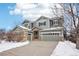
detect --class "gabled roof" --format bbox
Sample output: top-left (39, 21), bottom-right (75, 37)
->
top-left (32, 16), bottom-right (63, 23)
top-left (32, 27), bottom-right (41, 31)
top-left (12, 25), bottom-right (31, 32)
top-left (51, 16), bottom-right (64, 20)
top-left (37, 16), bottom-right (49, 20)
top-left (12, 26), bottom-right (18, 31)
top-left (22, 20), bottom-right (30, 24)
top-left (33, 16), bottom-right (51, 23)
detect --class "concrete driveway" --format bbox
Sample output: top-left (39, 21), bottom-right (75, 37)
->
top-left (0, 41), bottom-right (58, 56)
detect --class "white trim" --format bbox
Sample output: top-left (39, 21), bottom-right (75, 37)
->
top-left (40, 27), bottom-right (63, 31)
top-left (19, 25), bottom-right (31, 31)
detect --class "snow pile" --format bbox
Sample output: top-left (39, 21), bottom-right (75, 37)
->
top-left (0, 40), bottom-right (29, 52)
top-left (51, 41), bottom-right (79, 56)
top-left (19, 25), bottom-right (31, 31)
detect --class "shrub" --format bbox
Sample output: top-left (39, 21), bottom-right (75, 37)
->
top-left (6, 31), bottom-right (26, 42)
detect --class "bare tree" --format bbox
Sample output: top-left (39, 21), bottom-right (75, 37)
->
top-left (61, 4), bottom-right (77, 29)
top-left (0, 29), bottom-right (6, 43)
top-left (59, 3), bottom-right (79, 49)
top-left (50, 4), bottom-right (79, 46)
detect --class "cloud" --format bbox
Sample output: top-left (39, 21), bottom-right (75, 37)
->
top-left (16, 3), bottom-right (37, 10)
top-left (9, 8), bottom-right (22, 15)
top-left (9, 3), bottom-right (63, 21)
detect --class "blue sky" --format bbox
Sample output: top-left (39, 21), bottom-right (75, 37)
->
top-left (0, 3), bottom-right (63, 31)
top-left (0, 3), bottom-right (53, 31)
top-left (0, 3), bottom-right (23, 31)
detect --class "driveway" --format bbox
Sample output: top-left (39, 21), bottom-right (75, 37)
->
top-left (0, 41), bottom-right (58, 56)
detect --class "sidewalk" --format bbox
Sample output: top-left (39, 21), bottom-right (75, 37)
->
top-left (0, 41), bottom-right (58, 56)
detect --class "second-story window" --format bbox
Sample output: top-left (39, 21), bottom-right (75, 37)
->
top-left (53, 20), bottom-right (58, 26)
top-left (50, 20), bottom-right (58, 27)
top-left (50, 20), bottom-right (53, 27)
top-left (24, 23), bottom-right (28, 27)
top-left (31, 23), bottom-right (33, 28)
top-left (39, 21), bottom-right (46, 26)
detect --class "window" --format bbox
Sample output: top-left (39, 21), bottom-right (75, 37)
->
top-left (53, 20), bottom-right (58, 26)
top-left (24, 23), bottom-right (28, 27)
top-left (44, 22), bottom-right (46, 25)
top-left (50, 20), bottom-right (58, 27)
top-left (50, 20), bottom-right (53, 27)
top-left (31, 23), bottom-right (33, 28)
top-left (40, 33), bottom-right (60, 36)
top-left (39, 23), bottom-right (41, 26)
top-left (53, 33), bottom-right (59, 35)
top-left (34, 31), bottom-right (38, 35)
top-left (39, 21), bottom-right (46, 26)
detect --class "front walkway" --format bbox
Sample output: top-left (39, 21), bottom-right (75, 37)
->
top-left (0, 41), bottom-right (58, 56)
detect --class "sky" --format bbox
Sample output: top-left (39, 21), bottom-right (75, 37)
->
top-left (64, 4), bottom-right (79, 32)
top-left (0, 3), bottom-right (63, 31)
top-left (0, 3), bottom-right (22, 31)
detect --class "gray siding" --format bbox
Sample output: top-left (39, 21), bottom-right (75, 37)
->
top-left (32, 16), bottom-right (64, 29)
top-left (49, 17), bottom-right (64, 28)
top-left (33, 18), bottom-right (50, 29)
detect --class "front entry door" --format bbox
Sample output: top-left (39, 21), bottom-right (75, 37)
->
top-left (33, 31), bottom-right (39, 40)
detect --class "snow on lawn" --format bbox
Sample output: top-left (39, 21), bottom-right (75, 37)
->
top-left (51, 41), bottom-right (79, 56)
top-left (0, 40), bottom-right (29, 52)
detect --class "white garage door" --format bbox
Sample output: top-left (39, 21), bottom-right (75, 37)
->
top-left (40, 31), bottom-right (62, 41)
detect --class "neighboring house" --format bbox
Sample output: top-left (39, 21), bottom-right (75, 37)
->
top-left (22, 20), bottom-right (31, 29)
top-left (12, 20), bottom-right (31, 33)
top-left (31, 16), bottom-right (64, 41)
top-left (11, 21), bottom-right (31, 41)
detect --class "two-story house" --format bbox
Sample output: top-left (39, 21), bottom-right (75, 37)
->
top-left (31, 16), bottom-right (64, 41)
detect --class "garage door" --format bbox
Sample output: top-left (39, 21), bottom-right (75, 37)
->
top-left (40, 32), bottom-right (63, 41)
